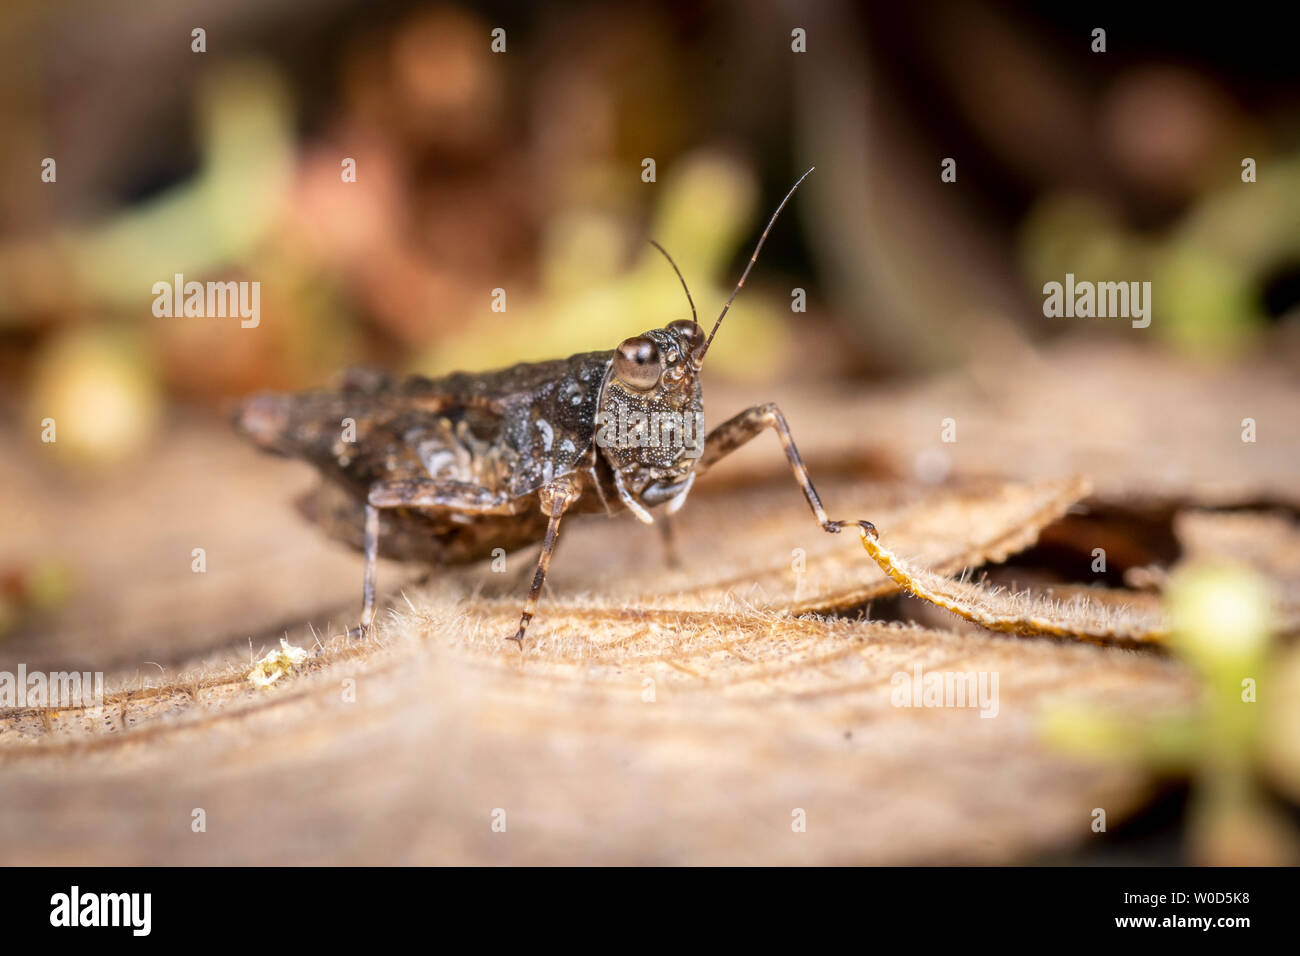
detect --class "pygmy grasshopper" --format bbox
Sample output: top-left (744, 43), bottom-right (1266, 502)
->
top-left (236, 167), bottom-right (877, 644)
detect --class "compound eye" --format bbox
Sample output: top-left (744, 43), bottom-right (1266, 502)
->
top-left (666, 319), bottom-right (704, 352)
top-left (613, 336), bottom-right (661, 390)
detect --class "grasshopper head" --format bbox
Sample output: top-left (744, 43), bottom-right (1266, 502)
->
top-left (591, 166), bottom-right (814, 520)
top-left (594, 319), bottom-right (706, 515)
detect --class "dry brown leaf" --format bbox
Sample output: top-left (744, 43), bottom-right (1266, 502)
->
top-left (11, 346), bottom-right (1286, 864)
top-left (0, 462), bottom-right (1199, 864)
top-left (442, 473), bottom-right (1093, 624)
top-left (0, 609), bottom-right (1197, 865)
top-left (855, 528), bottom-right (1168, 645)
top-left (846, 507), bottom-right (1300, 646)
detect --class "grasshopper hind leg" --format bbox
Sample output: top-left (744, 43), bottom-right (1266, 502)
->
top-left (347, 478), bottom-right (514, 639)
top-left (343, 503), bottom-right (381, 639)
top-left (358, 501), bottom-right (380, 635)
top-left (346, 476), bottom-right (580, 647)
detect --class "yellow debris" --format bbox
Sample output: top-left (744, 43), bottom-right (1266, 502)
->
top-left (247, 638), bottom-right (310, 688)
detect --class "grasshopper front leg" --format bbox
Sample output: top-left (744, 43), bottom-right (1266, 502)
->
top-left (694, 402), bottom-right (877, 540)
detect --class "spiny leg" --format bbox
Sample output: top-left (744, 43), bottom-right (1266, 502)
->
top-left (353, 478), bottom-right (515, 638)
top-left (509, 478), bottom-right (581, 647)
top-left (695, 402), bottom-right (877, 539)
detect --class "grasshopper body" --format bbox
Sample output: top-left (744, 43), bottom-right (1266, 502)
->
top-left (236, 168), bottom-right (876, 643)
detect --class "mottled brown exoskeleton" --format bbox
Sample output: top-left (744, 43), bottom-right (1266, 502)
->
top-left (236, 168), bottom-right (876, 644)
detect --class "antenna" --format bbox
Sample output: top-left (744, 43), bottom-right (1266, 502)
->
top-left (649, 239), bottom-right (696, 326)
top-left (694, 165), bottom-right (814, 367)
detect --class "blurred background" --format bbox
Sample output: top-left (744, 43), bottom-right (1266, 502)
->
top-left (3, 0), bottom-right (1299, 424)
top-left (1, 0), bottom-right (1299, 867)
top-left (4, 0), bottom-right (1300, 648)
top-left (3, 0), bottom-right (1299, 648)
